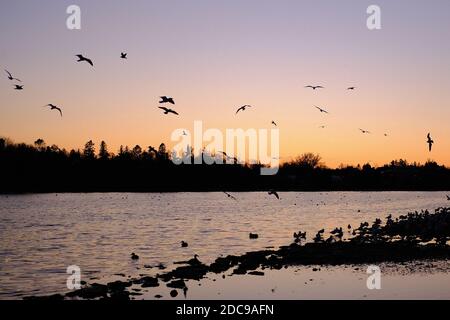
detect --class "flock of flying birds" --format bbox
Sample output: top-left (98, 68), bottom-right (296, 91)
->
top-left (4, 52), bottom-right (436, 154)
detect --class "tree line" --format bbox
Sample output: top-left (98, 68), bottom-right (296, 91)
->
top-left (1, 137), bottom-right (450, 193)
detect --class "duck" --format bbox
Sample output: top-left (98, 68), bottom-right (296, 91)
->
top-left (181, 241), bottom-right (188, 248)
top-left (131, 253), bottom-right (139, 260)
top-left (249, 233), bottom-right (259, 239)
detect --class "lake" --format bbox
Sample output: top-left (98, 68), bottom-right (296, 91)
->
top-left (0, 191), bottom-right (449, 299)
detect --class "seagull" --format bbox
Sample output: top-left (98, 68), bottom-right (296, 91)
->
top-left (223, 191), bottom-right (237, 201)
top-left (359, 128), bottom-right (371, 134)
top-left (427, 133), bottom-right (434, 152)
top-left (271, 121), bottom-right (277, 127)
top-left (76, 54), bottom-right (94, 66)
top-left (44, 104), bottom-right (63, 117)
top-left (120, 52), bottom-right (127, 59)
top-left (5, 69), bottom-right (21, 82)
top-left (305, 85), bottom-right (324, 90)
top-left (268, 190), bottom-right (280, 200)
top-left (314, 106), bottom-right (329, 114)
top-left (236, 105), bottom-right (252, 114)
top-left (159, 96), bottom-right (175, 104)
top-left (347, 87), bottom-right (356, 90)
top-left (14, 85), bottom-right (24, 90)
top-left (158, 106), bottom-right (179, 115)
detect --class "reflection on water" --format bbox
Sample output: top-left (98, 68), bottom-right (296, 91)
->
top-left (0, 192), bottom-right (449, 299)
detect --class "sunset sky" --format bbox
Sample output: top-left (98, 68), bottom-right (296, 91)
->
top-left (1, 0), bottom-right (450, 167)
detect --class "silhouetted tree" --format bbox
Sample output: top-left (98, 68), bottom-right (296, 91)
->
top-left (291, 153), bottom-right (324, 169)
top-left (132, 145), bottom-right (142, 159)
top-left (34, 139), bottom-right (46, 151)
top-left (99, 141), bottom-right (109, 160)
top-left (0, 138), bottom-right (5, 151)
top-left (158, 143), bottom-right (168, 160)
top-left (83, 140), bottom-right (96, 160)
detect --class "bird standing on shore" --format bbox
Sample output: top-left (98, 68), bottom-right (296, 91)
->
top-left (44, 104), bottom-right (63, 117)
top-left (181, 241), bottom-right (188, 248)
top-left (427, 133), bottom-right (434, 152)
top-left (76, 54), bottom-right (94, 66)
top-left (131, 253), bottom-right (139, 260)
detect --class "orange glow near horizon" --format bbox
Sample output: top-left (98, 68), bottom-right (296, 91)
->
top-left (1, 1), bottom-right (450, 168)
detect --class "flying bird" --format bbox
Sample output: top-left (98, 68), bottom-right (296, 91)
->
top-left (44, 104), bottom-right (63, 117)
top-left (158, 106), bottom-right (179, 115)
top-left (268, 190), bottom-right (280, 200)
top-left (271, 121), bottom-right (277, 127)
top-left (159, 96), bottom-right (175, 104)
top-left (76, 54), bottom-right (94, 66)
top-left (223, 191), bottom-right (237, 201)
top-left (319, 125), bottom-right (326, 129)
top-left (5, 69), bottom-right (21, 82)
top-left (236, 105), bottom-right (252, 114)
top-left (314, 106), bottom-right (329, 114)
top-left (347, 87), bottom-right (356, 90)
top-left (120, 52), bottom-right (127, 59)
top-left (427, 133), bottom-right (434, 152)
top-left (305, 85), bottom-right (324, 90)
top-left (359, 128), bottom-right (371, 134)
top-left (14, 85), bottom-right (24, 90)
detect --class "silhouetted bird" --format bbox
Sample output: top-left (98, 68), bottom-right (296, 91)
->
top-left (268, 190), bottom-right (280, 199)
top-left (120, 52), bottom-right (127, 59)
top-left (181, 241), bottom-right (188, 248)
top-left (359, 128), bottom-right (371, 134)
top-left (347, 87), bottom-right (356, 90)
top-left (187, 254), bottom-right (201, 266)
top-left (44, 104), bottom-right (63, 117)
top-left (319, 125), bottom-right (326, 129)
top-left (305, 85), bottom-right (324, 90)
top-left (5, 69), bottom-right (21, 82)
top-left (249, 233), bottom-right (259, 239)
top-left (427, 133), bottom-right (434, 152)
top-left (76, 54), bottom-right (94, 66)
top-left (314, 106), bottom-right (329, 114)
top-left (384, 133), bottom-right (388, 137)
top-left (158, 106), bottom-right (179, 115)
top-left (236, 105), bottom-right (252, 114)
top-left (14, 85), bottom-right (23, 90)
top-left (271, 121), bottom-right (277, 127)
top-left (159, 96), bottom-right (175, 104)
top-left (131, 253), bottom-right (139, 260)
top-left (447, 195), bottom-right (450, 201)
top-left (223, 191), bottom-right (237, 200)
